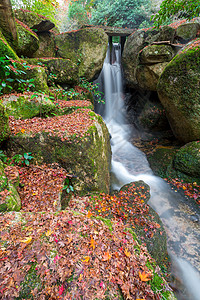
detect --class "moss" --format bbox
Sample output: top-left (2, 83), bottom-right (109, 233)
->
top-left (3, 95), bottom-right (56, 119)
top-left (0, 31), bottom-right (19, 61)
top-left (16, 21), bottom-right (39, 57)
top-left (7, 112), bottom-right (111, 194)
top-left (157, 39), bottom-right (200, 142)
top-left (0, 103), bottom-right (10, 144)
top-left (17, 262), bottom-right (42, 300)
top-left (95, 216), bottom-right (113, 231)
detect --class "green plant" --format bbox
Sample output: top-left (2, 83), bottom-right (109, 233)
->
top-left (0, 56), bottom-right (35, 95)
top-left (12, 152), bottom-right (33, 166)
top-left (0, 150), bottom-right (7, 163)
top-left (151, 0), bottom-right (200, 27)
top-left (63, 177), bottom-right (74, 194)
top-left (79, 78), bottom-right (105, 103)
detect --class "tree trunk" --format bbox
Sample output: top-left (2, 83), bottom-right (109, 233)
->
top-left (0, 0), bottom-right (18, 47)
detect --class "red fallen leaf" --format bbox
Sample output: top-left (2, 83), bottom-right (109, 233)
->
top-left (58, 284), bottom-right (64, 295)
top-left (139, 271), bottom-right (152, 282)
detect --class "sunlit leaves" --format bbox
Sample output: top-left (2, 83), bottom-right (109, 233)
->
top-left (139, 271), bottom-right (152, 282)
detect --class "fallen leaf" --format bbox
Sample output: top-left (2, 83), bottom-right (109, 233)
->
top-left (82, 256), bottom-right (90, 263)
top-left (139, 271), bottom-right (151, 282)
top-left (124, 248), bottom-right (131, 258)
top-left (90, 236), bottom-right (96, 250)
top-left (102, 251), bottom-right (112, 261)
top-left (20, 237), bottom-right (32, 244)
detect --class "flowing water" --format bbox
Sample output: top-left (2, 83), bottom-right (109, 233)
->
top-left (94, 44), bottom-right (200, 299)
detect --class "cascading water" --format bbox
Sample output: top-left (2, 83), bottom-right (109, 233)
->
top-left (95, 44), bottom-right (200, 300)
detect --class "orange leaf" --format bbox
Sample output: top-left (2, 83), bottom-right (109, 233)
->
top-left (139, 271), bottom-right (151, 282)
top-left (124, 248), bottom-right (131, 258)
top-left (102, 251), bottom-right (112, 261)
top-left (90, 236), bottom-right (96, 250)
top-left (81, 256), bottom-right (90, 263)
top-left (87, 211), bottom-right (92, 218)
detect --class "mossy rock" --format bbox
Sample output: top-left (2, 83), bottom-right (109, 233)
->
top-left (24, 65), bottom-right (49, 94)
top-left (0, 102), bottom-right (10, 144)
top-left (55, 27), bottom-right (108, 81)
top-left (2, 93), bottom-right (55, 119)
top-left (137, 100), bottom-right (170, 131)
top-left (157, 39), bottom-right (200, 142)
top-left (16, 20), bottom-right (39, 57)
top-left (122, 26), bottom-right (175, 88)
top-left (0, 30), bottom-right (19, 61)
top-left (7, 111), bottom-right (111, 194)
top-left (139, 44), bottom-right (175, 64)
top-left (14, 9), bottom-right (55, 32)
top-left (119, 181), bottom-right (168, 266)
top-left (136, 62), bottom-right (169, 91)
top-left (173, 141), bottom-right (200, 177)
top-left (0, 160), bottom-right (21, 212)
top-left (32, 32), bottom-right (56, 58)
top-left (176, 22), bottom-right (200, 42)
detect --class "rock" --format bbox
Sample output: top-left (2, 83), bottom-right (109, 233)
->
top-left (136, 62), bottom-right (168, 91)
top-left (32, 32), bottom-right (56, 58)
top-left (176, 22), bottom-right (200, 42)
top-left (7, 111), bottom-right (111, 194)
top-left (157, 39), bottom-right (200, 142)
top-left (0, 103), bottom-right (10, 143)
top-left (24, 65), bottom-right (49, 94)
top-left (2, 93), bottom-right (55, 119)
top-left (0, 30), bottom-right (19, 60)
top-left (139, 44), bottom-right (175, 64)
top-left (119, 181), bottom-right (168, 266)
top-left (137, 100), bottom-right (169, 131)
top-left (122, 26), bottom-right (175, 88)
top-left (0, 160), bottom-right (21, 212)
top-left (55, 27), bottom-right (108, 81)
top-left (173, 141), bottom-right (200, 177)
top-left (45, 58), bottom-right (79, 86)
top-left (16, 19), bottom-right (39, 57)
top-left (14, 9), bottom-right (55, 32)
top-left (25, 58), bottom-right (79, 87)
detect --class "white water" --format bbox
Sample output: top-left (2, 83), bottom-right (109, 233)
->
top-left (95, 44), bottom-right (200, 299)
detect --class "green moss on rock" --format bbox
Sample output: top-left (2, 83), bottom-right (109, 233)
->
top-left (16, 21), bottom-right (39, 57)
top-left (0, 30), bottom-right (19, 61)
top-left (173, 141), bottom-right (200, 177)
top-left (7, 112), bottom-right (111, 194)
top-left (32, 32), bottom-right (56, 58)
top-left (157, 39), bottom-right (200, 142)
top-left (55, 27), bottom-right (108, 81)
top-left (2, 93), bottom-right (56, 119)
top-left (0, 102), bottom-right (10, 143)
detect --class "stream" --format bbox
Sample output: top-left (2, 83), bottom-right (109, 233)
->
top-left (94, 44), bottom-right (200, 300)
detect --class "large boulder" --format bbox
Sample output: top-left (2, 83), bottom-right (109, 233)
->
top-left (122, 26), bottom-right (175, 88)
top-left (16, 19), bottom-right (39, 57)
top-left (2, 93), bottom-right (55, 119)
top-left (173, 141), bottom-right (200, 177)
top-left (176, 22), bottom-right (200, 42)
top-left (14, 9), bottom-right (55, 33)
top-left (32, 32), bottom-right (56, 58)
top-left (139, 44), bottom-right (175, 64)
top-left (25, 58), bottom-right (79, 86)
top-left (157, 39), bottom-right (200, 143)
top-left (7, 110), bottom-right (111, 194)
top-left (0, 102), bottom-right (10, 143)
top-left (0, 160), bottom-right (21, 212)
top-left (55, 27), bottom-right (108, 81)
top-left (136, 62), bottom-right (168, 91)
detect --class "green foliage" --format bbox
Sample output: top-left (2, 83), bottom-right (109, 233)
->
top-left (0, 56), bottom-right (35, 95)
top-left (68, 1), bottom-right (90, 27)
top-left (11, 0), bottom-right (59, 26)
top-left (151, 0), bottom-right (200, 27)
top-left (63, 177), bottom-right (74, 194)
top-left (91, 0), bottom-right (151, 28)
top-left (0, 150), bottom-right (34, 166)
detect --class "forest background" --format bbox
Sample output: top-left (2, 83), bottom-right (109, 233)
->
top-left (10, 0), bottom-right (200, 32)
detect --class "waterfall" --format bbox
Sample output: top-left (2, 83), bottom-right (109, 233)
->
top-left (95, 43), bottom-right (200, 300)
